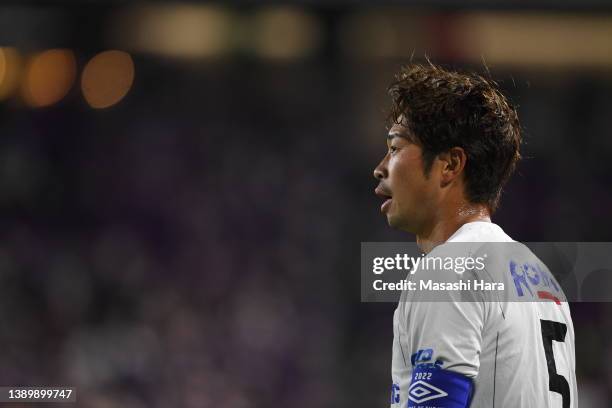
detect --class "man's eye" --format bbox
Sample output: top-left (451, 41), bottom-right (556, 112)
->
top-left (389, 146), bottom-right (399, 154)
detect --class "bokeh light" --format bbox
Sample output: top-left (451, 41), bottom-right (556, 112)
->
top-left (81, 50), bottom-right (135, 109)
top-left (0, 47), bottom-right (22, 101)
top-left (22, 49), bottom-right (76, 108)
top-left (454, 13), bottom-right (612, 68)
top-left (113, 5), bottom-right (234, 59)
top-left (249, 7), bottom-right (322, 59)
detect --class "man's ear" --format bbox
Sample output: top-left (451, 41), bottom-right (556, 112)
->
top-left (438, 147), bottom-right (467, 186)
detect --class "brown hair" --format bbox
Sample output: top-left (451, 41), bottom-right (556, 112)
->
top-left (388, 63), bottom-right (522, 212)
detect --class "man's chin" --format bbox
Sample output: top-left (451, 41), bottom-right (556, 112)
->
top-left (386, 213), bottom-right (417, 234)
top-left (386, 213), bottom-right (401, 229)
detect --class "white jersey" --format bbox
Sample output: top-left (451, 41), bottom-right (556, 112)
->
top-left (390, 221), bottom-right (577, 408)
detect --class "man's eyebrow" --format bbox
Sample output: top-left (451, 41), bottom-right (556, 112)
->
top-left (387, 132), bottom-right (406, 140)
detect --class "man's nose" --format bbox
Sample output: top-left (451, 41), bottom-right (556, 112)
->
top-left (373, 160), bottom-right (387, 180)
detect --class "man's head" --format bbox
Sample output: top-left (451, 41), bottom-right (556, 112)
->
top-left (374, 63), bottom-right (521, 233)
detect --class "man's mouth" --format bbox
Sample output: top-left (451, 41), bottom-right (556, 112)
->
top-left (375, 187), bottom-right (393, 213)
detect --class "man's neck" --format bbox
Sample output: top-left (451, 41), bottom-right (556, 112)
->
top-left (416, 204), bottom-right (491, 253)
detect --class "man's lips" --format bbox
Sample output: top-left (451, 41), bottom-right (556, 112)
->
top-left (375, 186), bottom-right (393, 213)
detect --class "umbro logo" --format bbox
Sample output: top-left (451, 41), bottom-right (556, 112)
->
top-left (407, 380), bottom-right (448, 404)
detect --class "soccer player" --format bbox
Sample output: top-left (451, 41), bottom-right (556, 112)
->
top-left (373, 63), bottom-right (577, 407)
